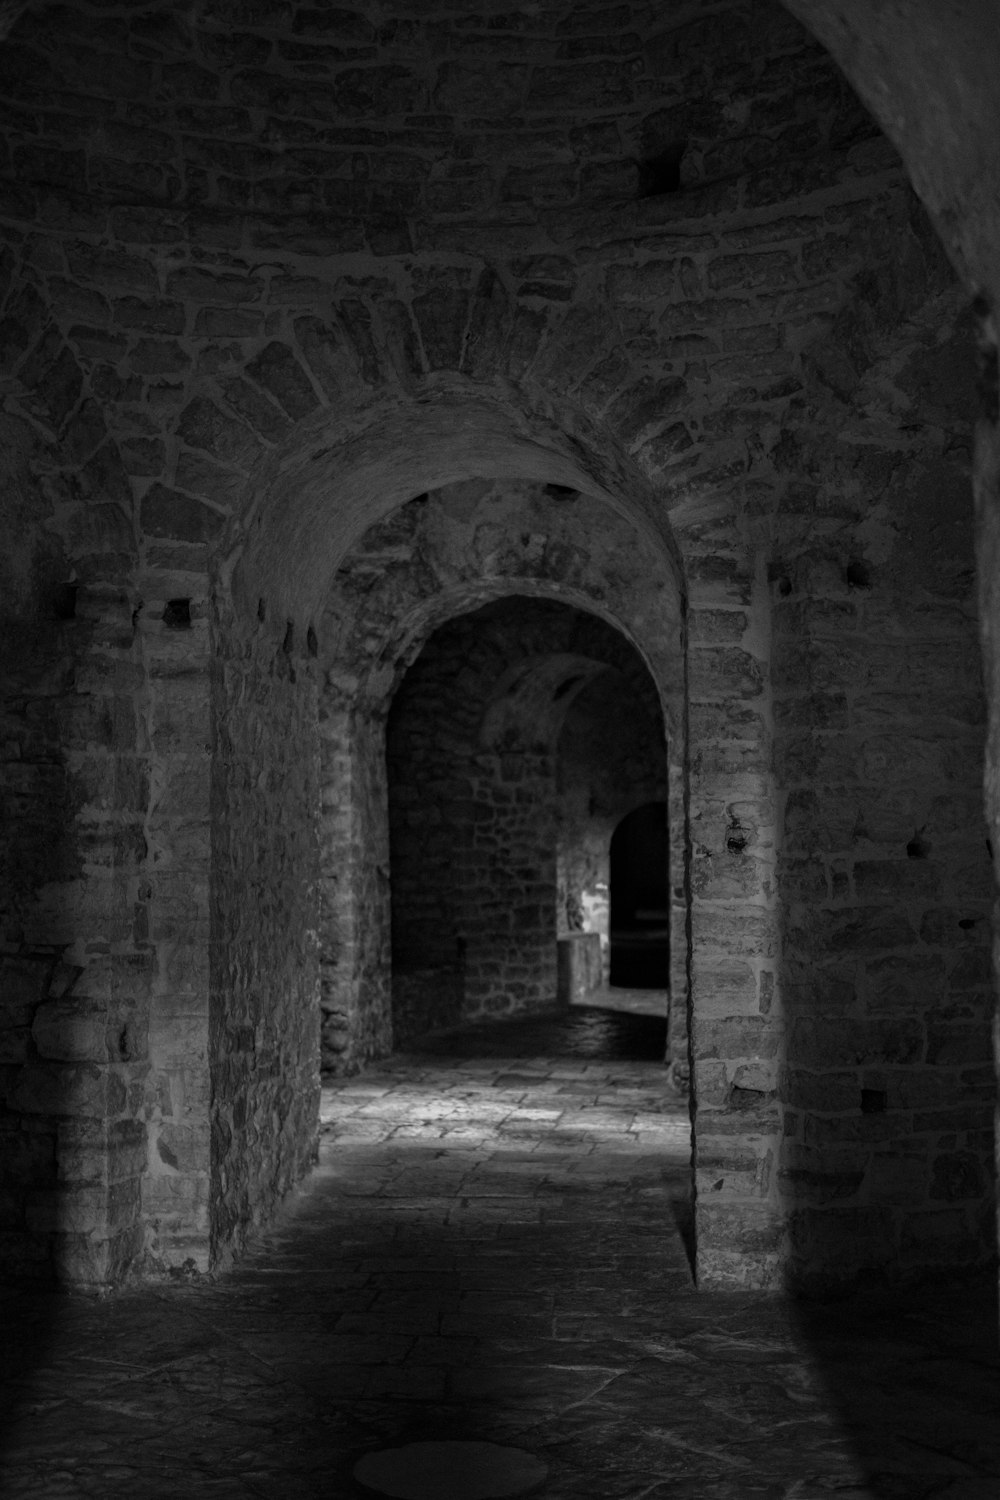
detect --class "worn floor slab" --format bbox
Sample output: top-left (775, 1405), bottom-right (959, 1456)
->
top-left (1, 1003), bottom-right (999, 1499)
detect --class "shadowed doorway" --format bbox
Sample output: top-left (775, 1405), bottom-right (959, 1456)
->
top-left (608, 802), bottom-right (670, 989)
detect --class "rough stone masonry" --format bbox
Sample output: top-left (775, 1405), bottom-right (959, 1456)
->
top-left (0, 0), bottom-right (999, 1300)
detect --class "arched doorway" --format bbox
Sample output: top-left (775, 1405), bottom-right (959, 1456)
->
top-left (313, 476), bottom-right (688, 1077)
top-left (385, 594), bottom-right (672, 1048)
top-left (609, 803), bottom-right (670, 990)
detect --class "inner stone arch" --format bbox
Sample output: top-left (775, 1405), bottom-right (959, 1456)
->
top-left (227, 377), bottom-right (684, 636)
top-left (313, 476), bottom-right (687, 1077)
top-left (386, 597), bottom-right (671, 1048)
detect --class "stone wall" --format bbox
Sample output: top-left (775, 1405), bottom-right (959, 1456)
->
top-left (387, 603), bottom-right (561, 1027)
top-left (0, 402), bottom-right (152, 1287)
top-left (317, 703), bottom-right (392, 1072)
top-left (209, 610), bottom-right (321, 1265)
top-left (773, 290), bottom-right (993, 1288)
top-left (139, 576), bottom-right (213, 1273)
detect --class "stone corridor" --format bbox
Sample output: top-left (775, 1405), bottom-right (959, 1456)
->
top-left (1, 1004), bottom-right (998, 1500)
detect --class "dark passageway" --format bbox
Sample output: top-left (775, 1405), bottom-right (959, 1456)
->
top-left (608, 803), bottom-right (670, 990)
top-left (3, 1004), bottom-right (999, 1498)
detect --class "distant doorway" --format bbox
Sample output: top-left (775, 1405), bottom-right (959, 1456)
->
top-left (609, 802), bottom-right (669, 988)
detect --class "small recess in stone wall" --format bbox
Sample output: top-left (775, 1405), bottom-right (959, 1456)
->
top-left (766, 562), bottom-right (792, 597)
top-left (845, 558), bottom-right (872, 589)
top-left (258, 597), bottom-right (267, 622)
top-left (52, 582), bottom-right (77, 620)
top-left (861, 1088), bottom-right (887, 1114)
top-left (163, 598), bottom-right (191, 630)
top-left (958, 917), bottom-right (979, 930)
top-left (725, 818), bottom-right (749, 855)
top-left (544, 483), bottom-right (577, 500)
top-left (307, 625), bottom-right (318, 658)
top-left (283, 621), bottom-right (294, 654)
top-left (637, 142), bottom-right (686, 197)
top-left (906, 828), bottom-right (930, 859)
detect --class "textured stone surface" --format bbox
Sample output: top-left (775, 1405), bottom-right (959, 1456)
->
top-left (1, 1006), bottom-right (998, 1499)
top-left (0, 0), bottom-right (996, 1300)
top-left (209, 607), bottom-right (322, 1266)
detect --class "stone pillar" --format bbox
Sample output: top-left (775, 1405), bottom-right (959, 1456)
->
top-left (140, 580), bottom-right (212, 1272)
top-left (687, 549), bottom-right (783, 1289)
top-left (318, 697), bottom-right (392, 1072)
top-left (973, 410), bottom-right (1000, 1285)
top-left (461, 749), bottom-right (558, 1018)
top-left (10, 584), bottom-right (153, 1286)
top-left (556, 931), bottom-right (603, 1006)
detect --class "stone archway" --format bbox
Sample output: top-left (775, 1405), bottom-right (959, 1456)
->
top-left (384, 597), bottom-right (669, 1048)
top-left (314, 477), bottom-right (687, 1077)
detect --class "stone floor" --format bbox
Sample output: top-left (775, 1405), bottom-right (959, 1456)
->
top-left (2, 1000), bottom-right (999, 1499)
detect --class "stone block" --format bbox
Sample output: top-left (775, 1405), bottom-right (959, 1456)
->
top-left (113, 297), bottom-right (186, 334)
top-left (220, 373), bottom-right (290, 442)
top-left (27, 1174), bottom-right (140, 1236)
top-left (854, 859), bottom-right (941, 903)
top-left (696, 1200), bottom-right (784, 1255)
top-left (925, 1025), bottom-right (991, 1065)
top-left (152, 1121), bottom-right (210, 1175)
top-left (863, 1151), bottom-right (928, 1205)
top-left (709, 250), bottom-right (798, 293)
top-left (694, 961), bottom-right (758, 1017)
top-left (32, 1000), bottom-right (108, 1064)
top-left (176, 396), bottom-right (263, 468)
top-left (7, 1060), bottom-right (117, 1119)
top-left (790, 1016), bottom-right (924, 1069)
top-left (245, 340), bottom-right (321, 419)
top-left (691, 908), bottom-right (775, 958)
top-left (696, 1155), bottom-right (767, 1200)
top-left (0, 1124), bottom-right (56, 1188)
top-left (692, 1058), bottom-right (728, 1106)
top-left (412, 280), bottom-right (471, 373)
top-left (778, 1149), bottom-right (865, 1204)
top-left (930, 1150), bottom-right (986, 1202)
top-left (66, 243), bottom-right (158, 296)
top-left (51, 1221), bottom-right (145, 1288)
top-left (691, 851), bottom-right (768, 901)
top-left (688, 647), bottom-right (764, 700)
top-left (166, 266), bottom-right (263, 305)
top-left (899, 1207), bottom-right (978, 1264)
top-left (789, 1205), bottom-right (896, 1283)
top-left (783, 1069), bottom-right (862, 1113)
top-left (920, 908), bottom-right (989, 946)
top-left (863, 954), bottom-right (947, 1012)
top-left (788, 907), bottom-right (917, 956)
top-left (693, 1015), bottom-right (780, 1062)
top-left (435, 61), bottom-right (528, 115)
top-left (57, 1117), bottom-right (146, 1185)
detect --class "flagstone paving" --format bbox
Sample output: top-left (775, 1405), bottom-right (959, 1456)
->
top-left (1, 1001), bottom-right (999, 1499)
